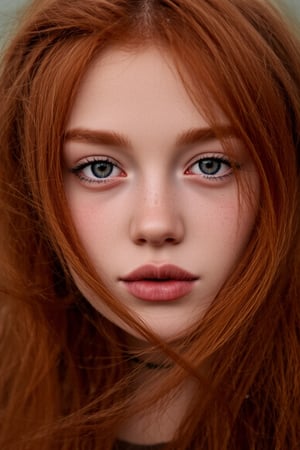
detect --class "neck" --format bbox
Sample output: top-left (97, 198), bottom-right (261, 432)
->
top-left (117, 376), bottom-right (196, 445)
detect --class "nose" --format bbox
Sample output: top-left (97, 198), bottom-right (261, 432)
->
top-left (129, 186), bottom-right (184, 246)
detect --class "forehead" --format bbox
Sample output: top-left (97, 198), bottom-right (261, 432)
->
top-left (67, 45), bottom-right (229, 134)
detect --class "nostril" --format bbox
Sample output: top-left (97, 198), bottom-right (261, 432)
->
top-left (166, 237), bottom-right (176, 243)
top-left (134, 235), bottom-right (181, 246)
top-left (136, 237), bottom-right (147, 245)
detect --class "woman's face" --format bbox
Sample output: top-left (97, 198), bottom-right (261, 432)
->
top-left (63, 46), bottom-right (259, 341)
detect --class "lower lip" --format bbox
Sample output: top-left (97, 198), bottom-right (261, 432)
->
top-left (121, 280), bottom-right (196, 301)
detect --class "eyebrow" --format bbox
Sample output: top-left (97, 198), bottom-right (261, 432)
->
top-left (64, 125), bottom-right (234, 148)
top-left (175, 125), bottom-right (235, 147)
top-left (64, 128), bottom-right (130, 147)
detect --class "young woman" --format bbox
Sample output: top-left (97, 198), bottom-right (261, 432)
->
top-left (0, 0), bottom-right (299, 449)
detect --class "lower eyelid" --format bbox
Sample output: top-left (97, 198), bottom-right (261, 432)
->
top-left (72, 172), bottom-right (125, 188)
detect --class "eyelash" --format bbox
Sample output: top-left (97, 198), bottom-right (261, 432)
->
top-left (70, 155), bottom-right (237, 185)
top-left (71, 157), bottom-right (124, 184)
top-left (185, 155), bottom-right (235, 181)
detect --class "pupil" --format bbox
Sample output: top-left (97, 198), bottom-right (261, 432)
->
top-left (91, 162), bottom-right (113, 178)
top-left (200, 159), bottom-right (220, 175)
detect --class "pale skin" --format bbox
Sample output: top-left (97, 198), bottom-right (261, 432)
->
top-left (63, 46), bottom-right (259, 444)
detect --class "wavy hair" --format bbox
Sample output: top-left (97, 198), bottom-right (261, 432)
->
top-left (0, 0), bottom-right (299, 449)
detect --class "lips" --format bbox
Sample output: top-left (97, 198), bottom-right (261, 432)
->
top-left (120, 264), bottom-right (199, 301)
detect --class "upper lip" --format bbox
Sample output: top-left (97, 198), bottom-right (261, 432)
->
top-left (120, 264), bottom-right (199, 282)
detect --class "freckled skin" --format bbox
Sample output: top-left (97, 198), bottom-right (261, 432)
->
top-left (63, 46), bottom-right (259, 342)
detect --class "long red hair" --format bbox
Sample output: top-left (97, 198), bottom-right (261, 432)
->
top-left (0, 0), bottom-right (299, 448)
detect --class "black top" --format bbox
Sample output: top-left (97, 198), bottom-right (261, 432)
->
top-left (114, 440), bottom-right (166, 450)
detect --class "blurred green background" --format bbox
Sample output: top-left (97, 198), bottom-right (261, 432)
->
top-left (0, 0), bottom-right (28, 44)
top-left (0, 0), bottom-right (299, 46)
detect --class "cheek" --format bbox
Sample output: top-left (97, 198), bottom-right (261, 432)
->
top-left (65, 188), bottom-right (121, 246)
top-left (71, 213), bottom-right (116, 272)
top-left (191, 192), bottom-right (258, 277)
top-left (219, 200), bottom-right (258, 272)
top-left (65, 193), bottom-right (133, 283)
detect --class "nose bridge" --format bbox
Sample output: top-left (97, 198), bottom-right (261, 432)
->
top-left (130, 174), bottom-right (184, 246)
top-left (144, 177), bottom-right (170, 208)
